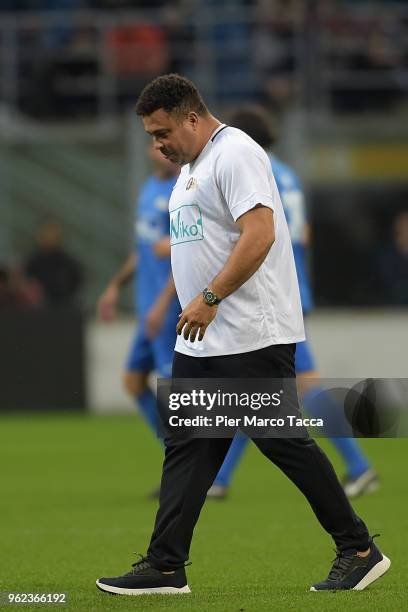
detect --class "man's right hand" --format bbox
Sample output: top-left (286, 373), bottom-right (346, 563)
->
top-left (97, 284), bottom-right (119, 321)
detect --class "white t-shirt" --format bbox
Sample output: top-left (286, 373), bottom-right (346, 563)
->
top-left (169, 124), bottom-right (305, 357)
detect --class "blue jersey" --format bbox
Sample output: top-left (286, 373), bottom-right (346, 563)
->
top-left (269, 154), bottom-right (313, 314)
top-left (134, 174), bottom-right (178, 317)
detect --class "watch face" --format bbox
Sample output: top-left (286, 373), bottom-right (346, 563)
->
top-left (206, 291), bottom-right (216, 304)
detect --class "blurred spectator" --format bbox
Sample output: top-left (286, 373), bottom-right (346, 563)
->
top-left (22, 22), bottom-right (99, 119)
top-left (0, 263), bottom-right (41, 311)
top-left (24, 219), bottom-right (83, 308)
top-left (2, 0), bottom-right (408, 118)
top-left (253, 0), bottom-right (300, 110)
top-left (198, 0), bottom-right (253, 102)
top-left (0, 265), bottom-right (18, 310)
top-left (322, 3), bottom-right (406, 113)
top-left (104, 21), bottom-right (169, 110)
top-left (162, 2), bottom-right (195, 75)
top-left (331, 30), bottom-right (404, 112)
top-left (105, 23), bottom-right (168, 76)
top-left (376, 211), bottom-right (408, 306)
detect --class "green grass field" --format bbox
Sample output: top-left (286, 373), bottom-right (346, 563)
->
top-left (0, 413), bottom-right (406, 611)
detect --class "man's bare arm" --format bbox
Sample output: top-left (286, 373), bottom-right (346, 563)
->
top-left (110, 253), bottom-right (137, 288)
top-left (209, 206), bottom-right (274, 299)
top-left (145, 274), bottom-right (177, 338)
top-left (97, 253), bottom-right (137, 321)
top-left (154, 237), bottom-right (171, 258)
top-left (155, 273), bottom-right (176, 309)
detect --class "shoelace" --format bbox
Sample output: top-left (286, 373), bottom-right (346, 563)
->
top-left (327, 550), bottom-right (357, 581)
top-left (125, 554), bottom-right (151, 576)
top-left (328, 534), bottom-right (380, 582)
top-left (127, 553), bottom-right (192, 576)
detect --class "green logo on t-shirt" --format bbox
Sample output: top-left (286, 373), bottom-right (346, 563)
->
top-left (170, 204), bottom-right (204, 245)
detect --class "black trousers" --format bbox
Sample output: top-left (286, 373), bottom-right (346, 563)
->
top-left (147, 344), bottom-right (370, 571)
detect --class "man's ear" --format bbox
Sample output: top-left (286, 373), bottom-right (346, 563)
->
top-left (187, 112), bottom-right (199, 130)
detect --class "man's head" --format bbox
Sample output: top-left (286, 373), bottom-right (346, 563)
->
top-left (136, 74), bottom-right (211, 165)
top-left (37, 219), bottom-right (63, 251)
top-left (229, 105), bottom-right (277, 150)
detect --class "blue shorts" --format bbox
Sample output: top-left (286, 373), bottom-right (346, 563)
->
top-left (126, 321), bottom-right (176, 379)
top-left (127, 323), bottom-right (315, 377)
top-left (295, 339), bottom-right (316, 374)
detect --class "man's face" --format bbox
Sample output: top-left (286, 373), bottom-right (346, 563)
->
top-left (143, 108), bottom-right (199, 165)
top-left (147, 141), bottom-right (179, 176)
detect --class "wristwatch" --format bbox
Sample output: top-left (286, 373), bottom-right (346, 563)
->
top-left (202, 287), bottom-right (222, 306)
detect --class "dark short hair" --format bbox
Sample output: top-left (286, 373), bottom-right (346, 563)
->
top-left (229, 105), bottom-right (277, 149)
top-left (135, 73), bottom-right (208, 118)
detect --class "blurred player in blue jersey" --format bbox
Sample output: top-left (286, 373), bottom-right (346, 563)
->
top-left (97, 142), bottom-right (179, 458)
top-left (208, 106), bottom-right (379, 500)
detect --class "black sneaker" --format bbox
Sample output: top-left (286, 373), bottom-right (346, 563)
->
top-left (96, 556), bottom-right (191, 596)
top-left (310, 541), bottom-right (390, 591)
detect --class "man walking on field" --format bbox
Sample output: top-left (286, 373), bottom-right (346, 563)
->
top-left (96, 74), bottom-right (390, 595)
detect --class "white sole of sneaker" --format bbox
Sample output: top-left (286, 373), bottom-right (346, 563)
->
top-left (352, 555), bottom-right (391, 591)
top-left (309, 554), bottom-right (391, 592)
top-left (96, 580), bottom-right (191, 595)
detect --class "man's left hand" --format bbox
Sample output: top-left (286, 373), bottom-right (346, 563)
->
top-left (176, 293), bottom-right (218, 342)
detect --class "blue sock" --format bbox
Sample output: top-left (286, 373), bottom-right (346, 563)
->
top-left (302, 387), bottom-right (370, 479)
top-left (214, 432), bottom-right (249, 487)
top-left (137, 389), bottom-right (160, 437)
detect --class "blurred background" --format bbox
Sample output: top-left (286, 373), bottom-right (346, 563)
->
top-left (0, 0), bottom-right (407, 412)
